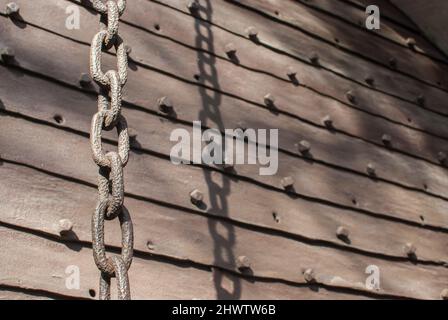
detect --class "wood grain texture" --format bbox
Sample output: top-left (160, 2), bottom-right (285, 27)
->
top-left (340, 0), bottom-right (418, 31)
top-left (152, 0), bottom-right (448, 103)
top-left (2, 111), bottom-right (448, 264)
top-left (3, 14), bottom-right (448, 203)
top-left (3, 0), bottom-right (448, 150)
top-left (0, 225), bottom-right (374, 300)
top-left (0, 163), bottom-right (446, 299)
top-left (228, 0), bottom-right (448, 96)
top-left (293, 0), bottom-right (443, 61)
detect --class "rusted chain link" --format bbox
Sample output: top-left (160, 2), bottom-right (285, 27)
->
top-left (89, 0), bottom-right (133, 300)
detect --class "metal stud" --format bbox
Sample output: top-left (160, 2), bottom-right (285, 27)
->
top-left (403, 242), bottom-right (416, 257)
top-left (303, 268), bottom-right (315, 283)
top-left (190, 189), bottom-right (203, 205)
top-left (322, 115), bottom-right (333, 128)
top-left (441, 288), bottom-right (448, 300)
top-left (297, 140), bottom-right (311, 154)
top-left (381, 134), bottom-right (391, 146)
top-left (0, 46), bottom-right (15, 64)
top-left (264, 93), bottom-right (275, 107)
top-left (286, 66), bottom-right (297, 78)
top-left (405, 37), bottom-right (416, 49)
top-left (124, 44), bottom-right (132, 55)
top-left (437, 151), bottom-right (447, 164)
top-left (236, 255), bottom-right (251, 271)
top-left (346, 90), bottom-right (356, 104)
top-left (128, 127), bottom-right (138, 140)
top-left (5, 2), bottom-right (20, 16)
top-left (336, 226), bottom-right (349, 239)
top-left (281, 176), bottom-right (294, 189)
top-left (57, 218), bottom-right (73, 235)
top-left (365, 76), bottom-right (374, 86)
top-left (245, 26), bottom-right (258, 41)
top-left (416, 94), bottom-right (425, 106)
top-left (158, 96), bottom-right (173, 114)
top-left (366, 163), bottom-right (376, 176)
top-left (389, 57), bottom-right (397, 69)
top-left (310, 52), bottom-right (319, 65)
top-left (224, 43), bottom-right (237, 57)
top-left (187, 0), bottom-right (199, 14)
top-left (79, 73), bottom-right (91, 87)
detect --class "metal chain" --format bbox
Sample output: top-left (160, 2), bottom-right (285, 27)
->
top-left (89, 0), bottom-right (133, 300)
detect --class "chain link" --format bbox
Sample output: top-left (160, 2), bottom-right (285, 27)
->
top-left (89, 0), bottom-right (133, 300)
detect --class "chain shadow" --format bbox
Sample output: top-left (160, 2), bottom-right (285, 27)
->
top-left (194, 0), bottom-right (241, 300)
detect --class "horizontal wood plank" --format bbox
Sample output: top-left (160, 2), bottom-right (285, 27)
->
top-left (340, 0), bottom-right (418, 31)
top-left (1, 113), bottom-right (448, 262)
top-left (2, 15), bottom-right (448, 202)
top-left (0, 225), bottom-right (374, 299)
top-left (1, 163), bottom-right (447, 298)
top-left (4, 0), bottom-right (448, 150)
top-left (152, 0), bottom-right (448, 107)
top-left (228, 0), bottom-right (448, 97)
top-left (293, 0), bottom-right (443, 61)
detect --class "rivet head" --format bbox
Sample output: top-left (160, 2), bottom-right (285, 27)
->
top-left (236, 255), bottom-right (251, 270)
top-left (158, 96), bottom-right (173, 114)
top-left (79, 73), bottom-right (91, 87)
top-left (366, 163), bottom-right (376, 176)
top-left (365, 76), bottom-right (374, 86)
top-left (437, 151), bottom-right (447, 164)
top-left (406, 37), bottom-right (416, 48)
top-left (224, 43), bottom-right (237, 56)
top-left (441, 288), bottom-right (448, 300)
top-left (6, 2), bottom-right (20, 15)
top-left (57, 218), bottom-right (73, 235)
top-left (389, 57), bottom-right (397, 68)
top-left (222, 154), bottom-right (234, 169)
top-left (403, 242), bottom-right (417, 257)
top-left (0, 46), bottom-right (15, 63)
top-left (322, 115), bottom-right (333, 128)
top-left (336, 226), bottom-right (349, 239)
top-left (245, 26), bottom-right (258, 39)
top-left (286, 66), bottom-right (297, 77)
top-left (190, 189), bottom-right (203, 204)
top-left (297, 140), bottom-right (311, 154)
top-left (281, 176), bottom-right (294, 189)
top-left (381, 134), bottom-right (391, 146)
top-left (263, 93), bottom-right (275, 107)
top-left (128, 127), bottom-right (138, 140)
top-left (187, 0), bottom-right (199, 13)
top-left (303, 268), bottom-right (315, 282)
top-left (310, 52), bottom-right (319, 65)
top-left (124, 44), bottom-right (132, 55)
top-left (416, 94), bottom-right (425, 106)
top-left (346, 90), bottom-right (356, 103)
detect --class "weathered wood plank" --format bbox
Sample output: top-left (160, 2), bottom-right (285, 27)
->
top-left (2, 113), bottom-right (448, 260)
top-left (0, 163), bottom-right (446, 299)
top-left (0, 288), bottom-right (56, 300)
top-left (2, 15), bottom-right (448, 203)
top-left (228, 0), bottom-right (448, 97)
top-left (0, 226), bottom-right (210, 299)
top-left (294, 0), bottom-right (444, 61)
top-left (152, 0), bottom-right (448, 102)
top-left (21, 0), bottom-right (448, 150)
top-left (3, 70), bottom-right (448, 264)
top-left (3, 0), bottom-right (448, 149)
top-left (0, 226), bottom-right (374, 299)
top-left (340, 0), bottom-right (418, 31)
